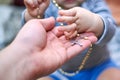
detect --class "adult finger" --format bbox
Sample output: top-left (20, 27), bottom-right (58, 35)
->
top-left (39, 17), bottom-right (55, 31)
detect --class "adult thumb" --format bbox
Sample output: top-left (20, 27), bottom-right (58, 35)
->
top-left (39, 17), bottom-right (55, 31)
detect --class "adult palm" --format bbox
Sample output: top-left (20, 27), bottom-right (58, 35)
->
top-left (0, 17), bottom-right (97, 80)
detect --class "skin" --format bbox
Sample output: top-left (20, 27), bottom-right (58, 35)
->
top-left (24, 0), bottom-right (120, 80)
top-left (98, 68), bottom-right (120, 80)
top-left (24, 1), bottom-right (108, 80)
top-left (24, 0), bottom-right (85, 21)
top-left (0, 17), bottom-right (97, 80)
top-left (24, 0), bottom-right (104, 39)
top-left (56, 7), bottom-right (104, 39)
top-left (55, 0), bottom-right (85, 9)
top-left (24, 0), bottom-right (50, 21)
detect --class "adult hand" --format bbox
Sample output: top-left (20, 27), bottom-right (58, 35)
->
top-left (0, 17), bottom-right (97, 80)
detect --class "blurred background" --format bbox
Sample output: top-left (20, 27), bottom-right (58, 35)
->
top-left (0, 0), bottom-right (12, 4)
top-left (0, 0), bottom-right (25, 49)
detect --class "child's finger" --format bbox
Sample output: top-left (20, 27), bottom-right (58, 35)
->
top-left (68, 30), bottom-right (78, 39)
top-left (57, 23), bottom-right (77, 32)
top-left (53, 23), bottom-right (76, 38)
top-left (24, 0), bottom-right (33, 8)
top-left (64, 30), bottom-right (76, 39)
top-left (58, 8), bottom-right (77, 16)
top-left (64, 31), bottom-right (72, 39)
top-left (38, 0), bottom-right (43, 4)
top-left (33, 0), bottom-right (39, 5)
top-left (24, 0), bottom-right (38, 8)
top-left (64, 30), bottom-right (78, 39)
top-left (56, 16), bottom-right (78, 24)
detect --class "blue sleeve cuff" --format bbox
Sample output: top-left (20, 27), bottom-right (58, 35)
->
top-left (95, 15), bottom-right (107, 44)
top-left (21, 9), bottom-right (26, 26)
top-left (95, 15), bottom-right (116, 46)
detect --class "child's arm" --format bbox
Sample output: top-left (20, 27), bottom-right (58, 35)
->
top-left (24, 0), bottom-right (50, 22)
top-left (56, 0), bottom-right (116, 46)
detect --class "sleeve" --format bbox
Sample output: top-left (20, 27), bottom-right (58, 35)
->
top-left (21, 9), bottom-right (26, 26)
top-left (92, 0), bottom-right (116, 46)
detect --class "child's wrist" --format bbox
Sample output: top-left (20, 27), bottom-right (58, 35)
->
top-left (25, 10), bottom-right (35, 22)
top-left (94, 14), bottom-right (104, 38)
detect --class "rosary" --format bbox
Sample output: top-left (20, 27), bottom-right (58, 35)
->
top-left (52, 0), bottom-right (93, 76)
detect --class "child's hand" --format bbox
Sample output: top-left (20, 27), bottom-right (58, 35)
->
top-left (56, 23), bottom-right (78, 39)
top-left (24, 0), bottom-right (50, 21)
top-left (56, 7), bottom-right (104, 39)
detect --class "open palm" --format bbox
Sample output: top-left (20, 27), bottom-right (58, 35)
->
top-left (0, 17), bottom-right (97, 80)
